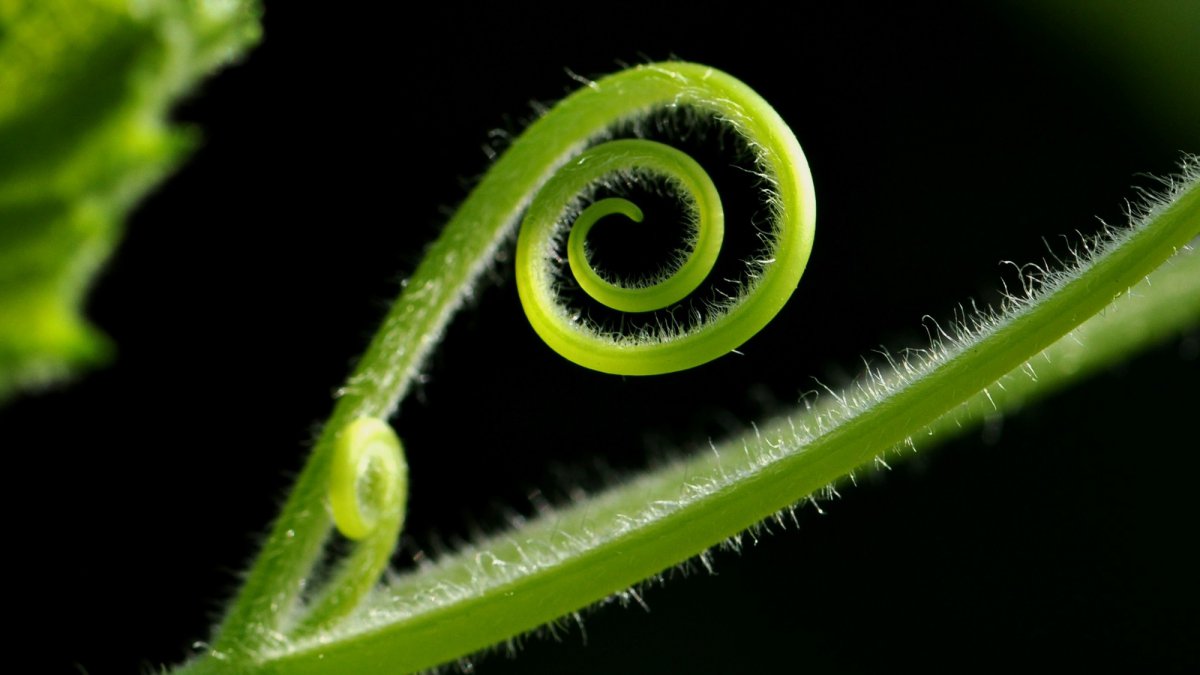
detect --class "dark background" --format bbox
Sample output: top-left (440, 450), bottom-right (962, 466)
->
top-left (7, 2), bottom-right (1198, 673)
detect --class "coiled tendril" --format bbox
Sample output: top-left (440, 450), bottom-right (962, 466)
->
top-left (211, 62), bottom-right (815, 663)
top-left (516, 71), bottom-right (816, 376)
top-left (329, 416), bottom-right (406, 541)
top-left (290, 417), bottom-right (407, 637)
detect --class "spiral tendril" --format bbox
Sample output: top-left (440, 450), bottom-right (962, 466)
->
top-left (329, 416), bottom-right (407, 541)
top-left (213, 62), bottom-right (815, 659)
top-left (284, 416), bottom-right (408, 638)
top-left (515, 76), bottom-right (815, 376)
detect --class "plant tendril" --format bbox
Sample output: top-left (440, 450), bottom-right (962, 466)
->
top-left (328, 416), bottom-right (407, 541)
top-left (175, 63), bottom-right (1200, 675)
top-left (290, 417), bottom-right (407, 638)
top-left (517, 116), bottom-right (815, 376)
top-left (561, 142), bottom-right (722, 314)
top-left (203, 62), bottom-right (816, 667)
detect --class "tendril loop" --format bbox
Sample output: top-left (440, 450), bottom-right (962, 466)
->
top-left (561, 140), bottom-right (724, 314)
top-left (329, 416), bottom-right (407, 541)
top-left (284, 416), bottom-right (408, 637)
top-left (515, 77), bottom-right (816, 377)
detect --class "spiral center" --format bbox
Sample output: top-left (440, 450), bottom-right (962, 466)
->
top-left (580, 189), bottom-right (694, 288)
top-left (329, 416), bottom-right (406, 541)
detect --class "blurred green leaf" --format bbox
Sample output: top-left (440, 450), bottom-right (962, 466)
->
top-left (0, 0), bottom-right (259, 399)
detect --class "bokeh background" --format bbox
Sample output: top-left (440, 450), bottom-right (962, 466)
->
top-left (6, 2), bottom-right (1198, 672)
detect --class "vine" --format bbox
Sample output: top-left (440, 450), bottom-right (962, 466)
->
top-left (175, 62), bottom-right (1200, 674)
top-left (198, 62), bottom-right (816, 666)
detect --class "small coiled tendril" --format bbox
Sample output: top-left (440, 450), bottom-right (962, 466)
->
top-left (329, 416), bottom-right (407, 541)
top-left (516, 78), bottom-right (815, 376)
top-left (290, 417), bottom-right (407, 637)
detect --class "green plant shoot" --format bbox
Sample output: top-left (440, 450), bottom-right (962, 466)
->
top-left (168, 61), bottom-right (1200, 674)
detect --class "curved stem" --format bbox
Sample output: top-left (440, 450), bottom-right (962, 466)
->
top-left (207, 61), bottom-right (811, 660)
top-left (187, 56), bottom-right (1199, 673)
top-left (193, 140), bottom-right (1198, 673)
top-left (256, 170), bottom-right (1200, 674)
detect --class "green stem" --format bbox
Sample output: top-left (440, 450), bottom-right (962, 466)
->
top-left (206, 61), bottom-right (812, 660)
top-left (217, 160), bottom-right (1196, 671)
top-left (187, 56), bottom-right (1199, 673)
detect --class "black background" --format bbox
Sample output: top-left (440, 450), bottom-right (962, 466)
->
top-left (7, 2), bottom-right (1198, 673)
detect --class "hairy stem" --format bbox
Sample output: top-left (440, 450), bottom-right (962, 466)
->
top-left (206, 62), bottom-right (811, 661)
top-left (188, 83), bottom-right (1198, 672)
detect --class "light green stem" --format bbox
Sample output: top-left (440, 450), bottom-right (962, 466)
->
top-left (181, 56), bottom-right (1200, 673)
top-left (250, 174), bottom-right (1198, 674)
top-left (205, 61), bottom-right (814, 662)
